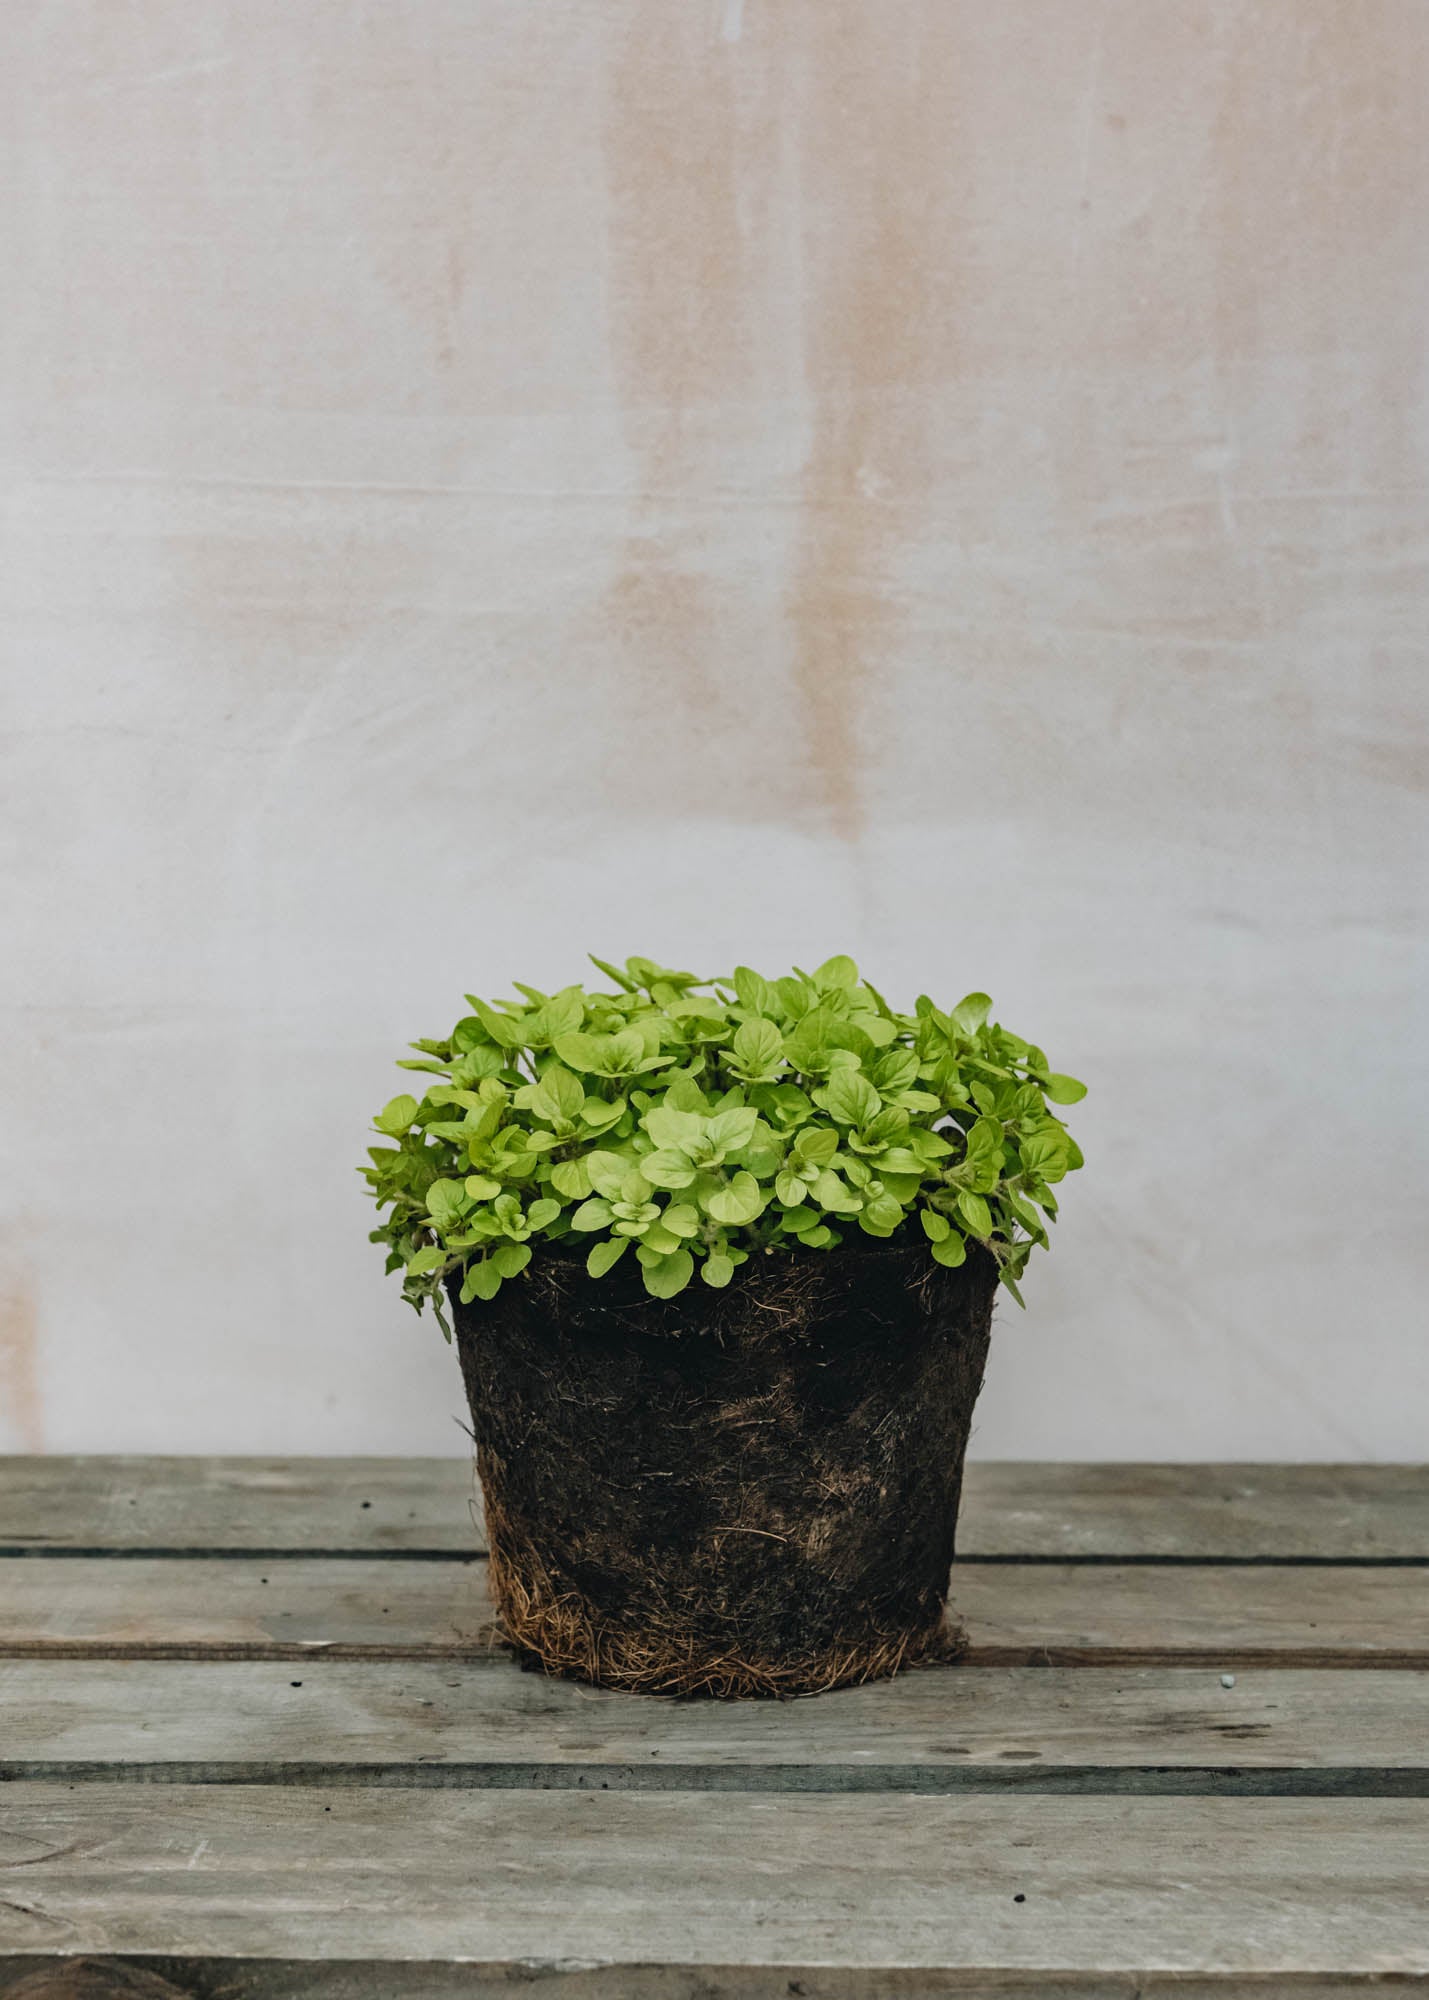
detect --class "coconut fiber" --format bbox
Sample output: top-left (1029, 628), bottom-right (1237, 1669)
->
top-left (450, 1238), bottom-right (998, 1698)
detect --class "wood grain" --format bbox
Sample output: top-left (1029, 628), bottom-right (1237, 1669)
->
top-left (3, 1458), bottom-right (1425, 1559)
top-left (2, 1659), bottom-right (1423, 1775)
top-left (0, 1557), bottom-right (1424, 1666)
top-left (0, 1787), bottom-right (1423, 1974)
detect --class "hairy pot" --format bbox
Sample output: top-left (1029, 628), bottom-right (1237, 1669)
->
top-left (450, 1236), bottom-right (998, 1697)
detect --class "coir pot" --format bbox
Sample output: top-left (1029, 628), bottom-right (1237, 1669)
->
top-left (450, 1237), bottom-right (998, 1698)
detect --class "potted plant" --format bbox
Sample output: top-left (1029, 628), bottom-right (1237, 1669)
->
top-left (363, 955), bottom-right (1085, 1697)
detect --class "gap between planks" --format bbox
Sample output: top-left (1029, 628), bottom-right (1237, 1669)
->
top-left (3, 1761), bottom-right (1427, 1795)
top-left (0, 1970), bottom-right (1422, 2000)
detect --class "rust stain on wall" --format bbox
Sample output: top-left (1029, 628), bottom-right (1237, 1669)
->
top-left (598, 7), bottom-right (757, 756)
top-left (782, 8), bottom-right (964, 841)
top-left (597, 4), bottom-right (966, 837)
top-left (0, 1249), bottom-right (43, 1452)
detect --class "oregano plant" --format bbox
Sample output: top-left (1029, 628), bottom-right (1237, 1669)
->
top-left (362, 955), bottom-right (1085, 1336)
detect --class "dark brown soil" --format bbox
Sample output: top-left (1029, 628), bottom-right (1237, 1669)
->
top-left (449, 1237), bottom-right (997, 1697)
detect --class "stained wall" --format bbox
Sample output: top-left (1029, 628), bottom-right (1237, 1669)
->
top-left (3, 1), bottom-right (1426, 1454)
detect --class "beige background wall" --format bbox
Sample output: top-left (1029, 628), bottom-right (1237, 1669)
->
top-left (3, 1), bottom-right (1426, 1457)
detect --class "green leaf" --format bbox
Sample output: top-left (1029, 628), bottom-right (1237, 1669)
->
top-left (793, 1126), bottom-right (838, 1166)
top-left (472, 999), bottom-right (527, 1049)
top-left (859, 1194), bottom-right (903, 1236)
top-left (405, 1245), bottom-right (446, 1275)
top-left (952, 992), bottom-right (992, 1034)
top-left (706, 1106), bottom-right (760, 1153)
top-left (1019, 1131), bottom-right (1068, 1182)
top-left (661, 1203), bottom-right (701, 1238)
top-left (608, 1029), bottom-right (647, 1074)
top-left (533, 1065), bottom-right (585, 1124)
top-left (775, 1170), bottom-right (807, 1206)
top-left (920, 1208), bottom-right (951, 1242)
top-left (781, 1007), bottom-right (835, 1073)
top-left (729, 1018), bottom-right (784, 1081)
top-left (640, 1148), bottom-right (697, 1189)
top-left (812, 953), bottom-right (858, 991)
top-left (589, 954), bottom-right (637, 991)
top-left (584, 1151), bottom-right (627, 1199)
top-left (955, 1190), bottom-right (993, 1237)
top-left (525, 1198), bottom-right (561, 1231)
top-left (641, 1248), bottom-right (694, 1299)
top-left (643, 1105), bottom-right (705, 1151)
top-left (701, 1251), bottom-right (735, 1288)
top-left (874, 1049), bottom-right (919, 1092)
top-left (490, 1242), bottom-right (531, 1279)
top-left (374, 1094), bottom-right (420, 1135)
top-left (705, 1171), bottom-right (765, 1226)
top-left (548, 1159), bottom-right (592, 1200)
top-left (553, 1032), bottom-right (607, 1074)
top-left (586, 1236), bottom-right (628, 1277)
top-left (462, 1258), bottom-right (503, 1302)
top-left (756, 1082), bottom-right (813, 1128)
top-left (425, 1179), bottom-right (467, 1223)
top-left (812, 1168), bottom-right (862, 1214)
top-left (818, 1071), bottom-right (881, 1128)
top-left (530, 990), bottom-right (584, 1048)
top-left (571, 1198), bottom-right (615, 1231)
top-left (463, 1174), bottom-right (502, 1202)
top-left (931, 1229), bottom-right (968, 1267)
top-left (965, 1115), bottom-right (1004, 1160)
top-left (731, 965), bottom-right (772, 1016)
top-left (1042, 1071), bottom-right (1086, 1104)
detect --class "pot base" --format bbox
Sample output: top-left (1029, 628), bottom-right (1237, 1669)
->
top-left (483, 1479), bottom-right (970, 1698)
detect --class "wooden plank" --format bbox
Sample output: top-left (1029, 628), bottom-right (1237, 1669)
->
top-left (962, 1462), bottom-right (1429, 1561)
top-left (0, 1558), bottom-right (1424, 1666)
top-left (0, 1456), bottom-right (481, 1555)
top-left (3, 1457), bottom-right (1426, 1559)
top-left (2, 1660), bottom-right (1423, 1778)
top-left (0, 1787), bottom-right (1423, 1978)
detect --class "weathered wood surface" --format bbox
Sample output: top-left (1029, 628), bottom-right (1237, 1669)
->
top-left (2, 1459), bottom-right (1425, 1993)
top-left (2, 1660), bottom-right (1422, 1777)
top-left (0, 1788), bottom-right (1425, 1974)
top-left (2, 1556), bottom-right (1424, 1666)
top-left (3, 1457), bottom-right (1425, 1559)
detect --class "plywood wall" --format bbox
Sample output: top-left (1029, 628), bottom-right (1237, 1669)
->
top-left (3, 1), bottom-right (1426, 1454)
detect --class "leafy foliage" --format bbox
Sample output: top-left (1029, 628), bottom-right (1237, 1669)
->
top-left (362, 955), bottom-right (1086, 1335)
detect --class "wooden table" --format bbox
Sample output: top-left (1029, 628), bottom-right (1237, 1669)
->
top-left (0, 1458), bottom-right (1424, 1997)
